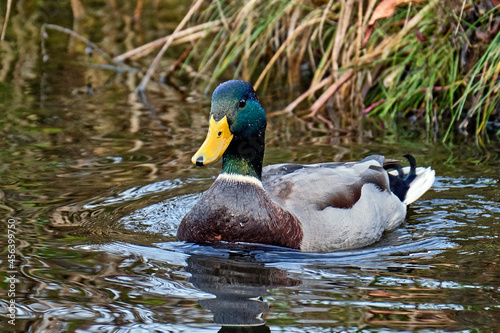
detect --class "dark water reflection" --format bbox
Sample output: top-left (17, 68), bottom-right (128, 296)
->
top-left (2, 168), bottom-right (500, 331)
top-left (1, 17), bottom-right (500, 332)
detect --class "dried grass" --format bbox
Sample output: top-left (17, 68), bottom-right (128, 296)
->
top-left (36, 0), bottom-right (500, 141)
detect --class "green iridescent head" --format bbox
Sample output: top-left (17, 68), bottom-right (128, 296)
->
top-left (191, 80), bottom-right (267, 178)
top-left (211, 80), bottom-right (266, 137)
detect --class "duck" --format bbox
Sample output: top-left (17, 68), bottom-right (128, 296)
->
top-left (177, 80), bottom-right (435, 252)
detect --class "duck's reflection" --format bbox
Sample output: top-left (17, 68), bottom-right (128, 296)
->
top-left (186, 252), bottom-right (300, 330)
top-left (218, 324), bottom-right (271, 333)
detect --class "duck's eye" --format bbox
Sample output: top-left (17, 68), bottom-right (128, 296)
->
top-left (217, 131), bottom-right (222, 137)
top-left (239, 99), bottom-right (246, 108)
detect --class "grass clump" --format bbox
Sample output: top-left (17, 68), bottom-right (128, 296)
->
top-left (165, 0), bottom-right (499, 142)
top-left (7, 0), bottom-right (497, 141)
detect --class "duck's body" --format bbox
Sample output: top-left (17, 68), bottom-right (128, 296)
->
top-left (177, 80), bottom-right (435, 252)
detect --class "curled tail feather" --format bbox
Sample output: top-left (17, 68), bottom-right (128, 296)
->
top-left (384, 155), bottom-right (435, 205)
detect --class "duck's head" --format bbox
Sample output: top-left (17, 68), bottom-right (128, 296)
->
top-left (192, 80), bottom-right (267, 173)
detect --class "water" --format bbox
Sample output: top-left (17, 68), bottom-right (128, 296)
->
top-left (2, 166), bottom-right (500, 332)
top-left (1, 4), bottom-right (500, 332)
top-left (2, 82), bottom-right (499, 332)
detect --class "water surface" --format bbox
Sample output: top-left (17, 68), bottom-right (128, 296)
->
top-left (1, 10), bottom-right (500, 332)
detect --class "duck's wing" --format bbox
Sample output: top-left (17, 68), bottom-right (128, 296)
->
top-left (262, 155), bottom-right (389, 210)
top-left (261, 155), bottom-right (407, 251)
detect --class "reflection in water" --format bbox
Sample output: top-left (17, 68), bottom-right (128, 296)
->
top-left (186, 254), bottom-right (299, 329)
top-left (1, 2), bottom-right (500, 331)
top-left (26, 171), bottom-right (496, 331)
top-left (218, 324), bottom-right (271, 333)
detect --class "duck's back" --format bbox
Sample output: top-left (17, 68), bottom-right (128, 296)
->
top-left (262, 155), bottom-right (407, 251)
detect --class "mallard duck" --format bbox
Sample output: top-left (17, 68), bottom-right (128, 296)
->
top-left (177, 80), bottom-right (435, 252)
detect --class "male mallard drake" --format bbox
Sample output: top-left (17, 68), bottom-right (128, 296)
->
top-left (177, 80), bottom-right (435, 252)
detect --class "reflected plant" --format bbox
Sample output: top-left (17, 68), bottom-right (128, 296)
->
top-left (52, 0), bottom-right (499, 141)
top-left (2, 0), bottom-right (499, 147)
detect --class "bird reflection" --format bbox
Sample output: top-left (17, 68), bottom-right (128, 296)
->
top-left (186, 251), bottom-right (300, 331)
top-left (218, 324), bottom-right (271, 333)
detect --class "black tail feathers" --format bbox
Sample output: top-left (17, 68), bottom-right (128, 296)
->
top-left (384, 154), bottom-right (417, 202)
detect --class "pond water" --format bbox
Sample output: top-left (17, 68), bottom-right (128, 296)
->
top-left (1, 10), bottom-right (500, 332)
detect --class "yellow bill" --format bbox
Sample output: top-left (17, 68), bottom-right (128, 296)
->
top-left (192, 115), bottom-right (233, 166)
